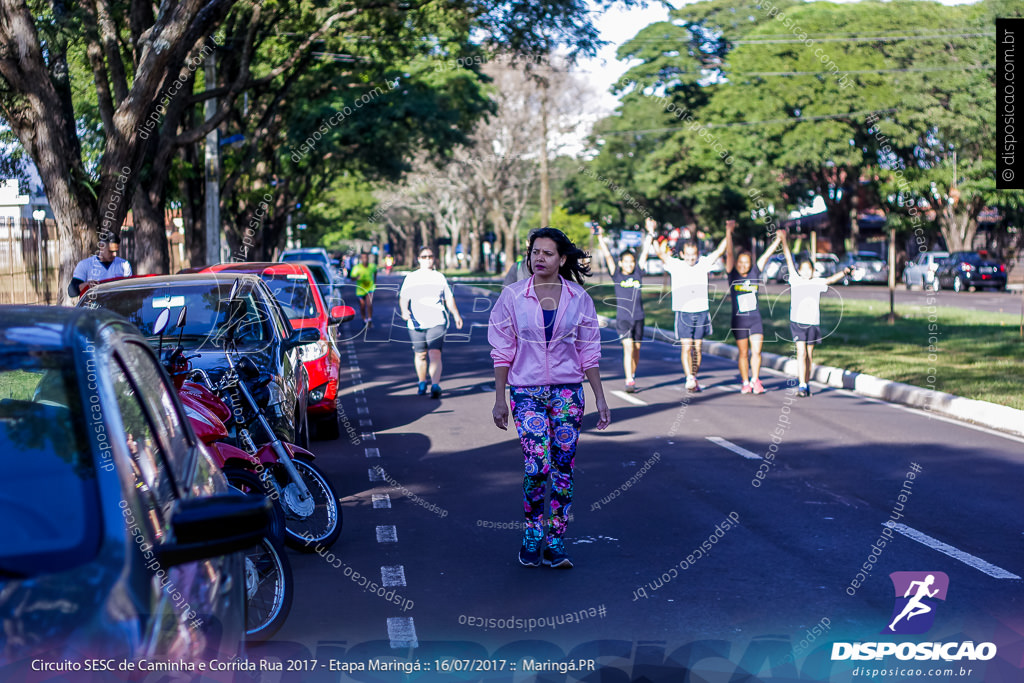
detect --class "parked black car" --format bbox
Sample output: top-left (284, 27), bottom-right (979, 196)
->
top-left (80, 273), bottom-right (316, 448)
top-left (0, 305), bottom-right (269, 667)
top-left (933, 251), bottom-right (1008, 292)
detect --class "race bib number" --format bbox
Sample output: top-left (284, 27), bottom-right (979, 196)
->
top-left (737, 292), bottom-right (757, 313)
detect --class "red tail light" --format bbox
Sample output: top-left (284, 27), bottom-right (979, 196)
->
top-left (1000, 264), bottom-right (1006, 272)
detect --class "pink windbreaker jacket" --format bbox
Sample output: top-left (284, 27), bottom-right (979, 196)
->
top-left (487, 275), bottom-right (602, 387)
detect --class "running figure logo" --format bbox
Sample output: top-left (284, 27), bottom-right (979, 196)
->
top-left (882, 571), bottom-right (949, 635)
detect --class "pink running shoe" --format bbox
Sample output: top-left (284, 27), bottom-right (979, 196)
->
top-left (741, 382), bottom-right (752, 394)
top-left (751, 379), bottom-right (766, 394)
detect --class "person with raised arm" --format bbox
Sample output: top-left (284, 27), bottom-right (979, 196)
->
top-left (596, 224), bottom-right (654, 393)
top-left (780, 230), bottom-right (852, 397)
top-left (648, 218), bottom-right (728, 392)
top-left (725, 220), bottom-right (783, 394)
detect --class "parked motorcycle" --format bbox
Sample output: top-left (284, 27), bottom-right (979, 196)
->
top-left (156, 308), bottom-right (293, 641)
top-left (191, 282), bottom-right (342, 551)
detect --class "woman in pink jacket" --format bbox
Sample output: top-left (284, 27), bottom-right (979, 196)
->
top-left (488, 227), bottom-right (611, 569)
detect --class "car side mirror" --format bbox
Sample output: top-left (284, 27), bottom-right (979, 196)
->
top-left (284, 327), bottom-right (321, 350)
top-left (330, 305), bottom-right (356, 324)
top-left (155, 493), bottom-right (271, 567)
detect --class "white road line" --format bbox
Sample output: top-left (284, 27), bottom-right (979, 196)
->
top-left (887, 523), bottom-right (1021, 579)
top-left (368, 468), bottom-right (384, 482)
top-left (715, 385), bottom-right (740, 393)
top-left (372, 494), bottom-right (391, 508)
top-left (706, 436), bottom-right (763, 460)
top-left (610, 390), bottom-right (648, 406)
top-left (359, 419), bottom-right (373, 427)
top-left (357, 406), bottom-right (370, 415)
top-left (365, 447), bottom-right (381, 458)
top-left (381, 565), bottom-right (407, 587)
top-left (387, 617), bottom-right (418, 648)
top-left (362, 432), bottom-right (376, 441)
top-left (376, 525), bottom-right (398, 543)
top-left (354, 395), bottom-right (367, 405)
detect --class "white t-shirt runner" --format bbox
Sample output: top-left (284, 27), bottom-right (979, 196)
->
top-left (788, 276), bottom-right (829, 325)
top-left (399, 269), bottom-right (453, 329)
top-left (663, 256), bottom-right (716, 313)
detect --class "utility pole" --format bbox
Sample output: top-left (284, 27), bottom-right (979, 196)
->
top-left (204, 58), bottom-right (221, 265)
top-left (538, 78), bottom-right (551, 227)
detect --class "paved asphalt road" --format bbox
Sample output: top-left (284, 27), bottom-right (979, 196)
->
top-left (247, 276), bottom-right (1024, 683)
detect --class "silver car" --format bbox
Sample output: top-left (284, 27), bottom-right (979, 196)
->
top-left (903, 251), bottom-right (949, 290)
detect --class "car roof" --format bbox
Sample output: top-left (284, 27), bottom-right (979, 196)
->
top-left (0, 305), bottom-right (138, 351)
top-left (87, 272), bottom-right (264, 291)
top-left (203, 262), bottom-right (312, 277)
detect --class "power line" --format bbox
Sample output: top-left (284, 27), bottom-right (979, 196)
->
top-left (733, 31), bottom-right (995, 44)
top-left (596, 107), bottom-right (898, 136)
top-left (741, 64), bottom-right (994, 77)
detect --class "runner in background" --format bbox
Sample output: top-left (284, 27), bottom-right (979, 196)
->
top-left (780, 230), bottom-right (852, 397)
top-left (725, 220), bottom-right (783, 394)
top-left (596, 224), bottom-right (654, 393)
top-left (399, 246), bottom-right (464, 398)
top-left (648, 218), bottom-right (728, 392)
top-left (349, 252), bottom-right (378, 325)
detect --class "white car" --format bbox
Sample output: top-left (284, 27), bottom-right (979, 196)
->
top-left (903, 251), bottom-right (949, 290)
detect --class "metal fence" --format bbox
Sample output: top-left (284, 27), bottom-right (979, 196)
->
top-left (0, 218), bottom-right (61, 305)
top-left (0, 217), bottom-right (185, 305)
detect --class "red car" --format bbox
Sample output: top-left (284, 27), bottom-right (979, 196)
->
top-left (201, 262), bottom-right (354, 439)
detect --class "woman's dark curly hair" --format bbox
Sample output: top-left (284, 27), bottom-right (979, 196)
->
top-left (526, 227), bottom-right (591, 285)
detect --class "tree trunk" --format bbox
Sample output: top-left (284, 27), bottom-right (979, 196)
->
top-left (130, 188), bottom-right (170, 274)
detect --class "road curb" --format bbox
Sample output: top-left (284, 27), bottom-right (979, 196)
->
top-left (458, 284), bottom-right (1024, 439)
top-left (642, 323), bottom-right (1024, 439)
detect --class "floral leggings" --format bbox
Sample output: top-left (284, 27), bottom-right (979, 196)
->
top-left (509, 384), bottom-right (584, 539)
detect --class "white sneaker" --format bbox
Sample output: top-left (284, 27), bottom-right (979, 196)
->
top-left (684, 375), bottom-right (697, 391)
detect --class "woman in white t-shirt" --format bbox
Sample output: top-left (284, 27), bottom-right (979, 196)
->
top-left (399, 246), bottom-right (464, 398)
top-left (780, 231), bottom-right (851, 397)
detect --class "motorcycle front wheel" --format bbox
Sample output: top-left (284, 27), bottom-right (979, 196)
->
top-left (279, 456), bottom-right (342, 551)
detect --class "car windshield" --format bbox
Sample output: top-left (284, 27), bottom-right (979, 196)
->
top-left (960, 253), bottom-right (983, 263)
top-left (83, 283), bottom-right (270, 344)
top-left (854, 253), bottom-right (883, 261)
top-left (0, 350), bottom-right (99, 577)
top-left (263, 274), bottom-right (320, 320)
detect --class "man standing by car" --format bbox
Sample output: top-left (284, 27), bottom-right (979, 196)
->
top-left (349, 252), bottom-right (378, 325)
top-left (68, 236), bottom-right (132, 298)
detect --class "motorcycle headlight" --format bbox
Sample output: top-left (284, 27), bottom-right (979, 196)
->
top-left (298, 340), bottom-right (328, 363)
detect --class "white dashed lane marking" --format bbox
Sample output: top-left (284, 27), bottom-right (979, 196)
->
top-left (368, 467), bottom-right (383, 482)
top-left (387, 617), bottom-right (418, 648)
top-left (365, 447), bottom-right (381, 458)
top-left (376, 525), bottom-right (398, 543)
top-left (610, 390), bottom-right (648, 406)
top-left (381, 565), bottom-right (407, 587)
top-left (372, 494), bottom-right (391, 509)
top-left (362, 432), bottom-right (376, 441)
top-left (887, 523), bottom-right (1021, 579)
top-left (706, 436), bottom-right (763, 460)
